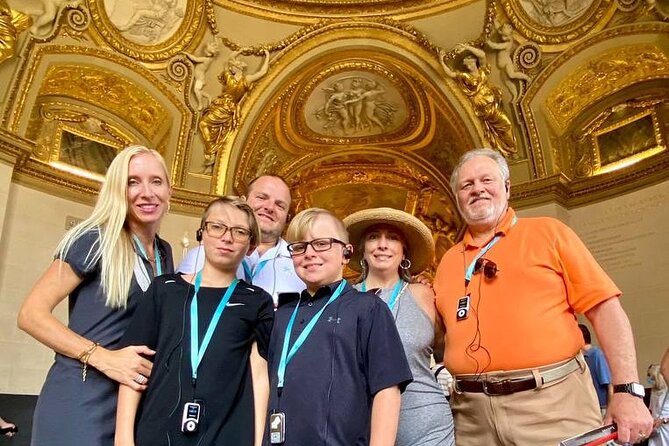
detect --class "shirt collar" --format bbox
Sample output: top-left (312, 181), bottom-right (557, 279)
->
top-left (463, 207), bottom-right (517, 249)
top-left (278, 279), bottom-right (347, 307)
top-left (249, 238), bottom-right (290, 262)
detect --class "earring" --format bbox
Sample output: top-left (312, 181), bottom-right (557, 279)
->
top-left (399, 258), bottom-right (411, 270)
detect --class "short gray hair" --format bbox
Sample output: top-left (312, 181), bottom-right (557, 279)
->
top-left (450, 148), bottom-right (510, 196)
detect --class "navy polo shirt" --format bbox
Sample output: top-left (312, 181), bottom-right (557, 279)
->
top-left (266, 280), bottom-right (413, 446)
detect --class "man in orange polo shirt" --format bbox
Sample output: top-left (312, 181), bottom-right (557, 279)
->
top-left (434, 148), bottom-right (652, 445)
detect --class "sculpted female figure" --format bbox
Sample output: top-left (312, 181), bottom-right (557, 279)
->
top-left (439, 44), bottom-right (517, 157)
top-left (199, 48), bottom-right (270, 174)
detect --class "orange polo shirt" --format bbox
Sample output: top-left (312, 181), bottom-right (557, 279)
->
top-left (434, 208), bottom-right (621, 375)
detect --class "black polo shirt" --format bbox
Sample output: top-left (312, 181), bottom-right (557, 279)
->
top-left (121, 274), bottom-right (274, 446)
top-left (266, 280), bottom-right (413, 446)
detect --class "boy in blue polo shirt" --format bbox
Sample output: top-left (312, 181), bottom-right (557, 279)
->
top-left (265, 208), bottom-right (412, 446)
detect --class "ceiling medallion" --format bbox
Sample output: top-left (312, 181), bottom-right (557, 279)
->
top-left (284, 59), bottom-right (427, 149)
top-left (500, 0), bottom-right (615, 47)
top-left (87, 0), bottom-right (206, 61)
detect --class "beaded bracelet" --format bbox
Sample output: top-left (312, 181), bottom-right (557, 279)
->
top-left (78, 342), bottom-right (99, 382)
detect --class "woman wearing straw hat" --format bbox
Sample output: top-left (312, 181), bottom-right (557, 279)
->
top-left (344, 208), bottom-right (455, 446)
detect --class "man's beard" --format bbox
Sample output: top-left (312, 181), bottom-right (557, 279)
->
top-left (461, 199), bottom-right (504, 227)
top-left (260, 226), bottom-right (282, 243)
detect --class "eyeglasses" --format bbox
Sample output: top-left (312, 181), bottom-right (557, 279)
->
top-left (474, 258), bottom-right (499, 279)
top-left (202, 221), bottom-right (252, 243)
top-left (287, 237), bottom-right (346, 256)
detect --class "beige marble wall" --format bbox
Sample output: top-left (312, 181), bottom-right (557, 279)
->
top-left (568, 181), bottom-right (669, 378)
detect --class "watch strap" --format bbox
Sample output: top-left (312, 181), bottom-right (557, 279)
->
top-left (613, 383), bottom-right (644, 398)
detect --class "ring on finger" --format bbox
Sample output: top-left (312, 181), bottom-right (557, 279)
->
top-left (133, 374), bottom-right (147, 385)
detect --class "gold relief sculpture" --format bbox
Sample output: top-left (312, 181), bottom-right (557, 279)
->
top-left (185, 39), bottom-right (221, 111)
top-left (439, 44), bottom-right (517, 157)
top-left (313, 77), bottom-right (398, 136)
top-left (485, 21), bottom-right (531, 102)
top-left (199, 48), bottom-right (270, 175)
top-left (39, 64), bottom-right (169, 139)
top-left (0, 0), bottom-right (30, 64)
top-left (546, 45), bottom-right (669, 130)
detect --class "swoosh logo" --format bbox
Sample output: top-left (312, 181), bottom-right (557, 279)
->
top-left (226, 302), bottom-right (245, 307)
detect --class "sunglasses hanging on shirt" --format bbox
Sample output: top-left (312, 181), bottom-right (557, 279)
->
top-left (474, 258), bottom-right (499, 280)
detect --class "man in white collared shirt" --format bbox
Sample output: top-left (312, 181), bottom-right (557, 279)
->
top-left (177, 175), bottom-right (305, 304)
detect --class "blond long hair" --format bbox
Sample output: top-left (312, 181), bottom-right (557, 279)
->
top-left (56, 145), bottom-right (170, 309)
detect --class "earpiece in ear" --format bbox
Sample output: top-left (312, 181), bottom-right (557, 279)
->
top-left (196, 228), bottom-right (203, 243)
top-left (505, 182), bottom-right (509, 192)
top-left (343, 247), bottom-right (353, 260)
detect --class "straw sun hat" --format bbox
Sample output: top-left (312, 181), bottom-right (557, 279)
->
top-left (343, 207), bottom-right (435, 275)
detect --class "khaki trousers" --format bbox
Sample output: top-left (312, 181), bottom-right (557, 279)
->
top-left (451, 364), bottom-right (602, 446)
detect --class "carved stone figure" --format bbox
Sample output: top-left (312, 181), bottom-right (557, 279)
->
top-left (199, 48), bottom-right (270, 175)
top-left (520, 0), bottom-right (592, 26)
top-left (486, 22), bottom-right (531, 102)
top-left (185, 39), bottom-right (221, 111)
top-left (316, 77), bottom-right (397, 136)
top-left (439, 44), bottom-right (517, 157)
top-left (110, 0), bottom-right (185, 44)
top-left (27, 0), bottom-right (80, 37)
top-left (324, 81), bottom-right (352, 134)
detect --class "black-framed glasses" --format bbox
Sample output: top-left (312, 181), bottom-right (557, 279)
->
top-left (203, 221), bottom-right (252, 243)
top-left (287, 237), bottom-right (346, 256)
top-left (474, 258), bottom-right (499, 279)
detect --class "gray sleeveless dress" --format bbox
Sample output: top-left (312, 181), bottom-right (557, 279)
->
top-left (356, 283), bottom-right (455, 446)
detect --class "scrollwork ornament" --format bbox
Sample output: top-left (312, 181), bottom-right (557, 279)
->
top-left (515, 42), bottom-right (542, 70)
top-left (167, 56), bottom-right (189, 83)
top-left (66, 6), bottom-right (89, 32)
top-left (616, 0), bottom-right (642, 11)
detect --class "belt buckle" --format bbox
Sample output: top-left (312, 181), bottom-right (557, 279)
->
top-left (481, 379), bottom-right (512, 396)
top-left (481, 380), bottom-right (493, 395)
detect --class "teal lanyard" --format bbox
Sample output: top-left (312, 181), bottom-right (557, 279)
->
top-left (190, 271), bottom-right (239, 382)
top-left (132, 235), bottom-right (162, 276)
top-left (277, 280), bottom-right (347, 389)
top-left (361, 279), bottom-right (404, 310)
top-left (241, 258), bottom-right (270, 283)
top-left (464, 216), bottom-right (516, 284)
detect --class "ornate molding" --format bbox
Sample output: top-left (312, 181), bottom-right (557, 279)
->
top-left (39, 64), bottom-right (169, 139)
top-left (512, 150), bottom-right (669, 208)
top-left (500, 0), bottom-right (616, 48)
top-left (222, 0), bottom-right (477, 22)
top-left (519, 22), bottom-right (668, 177)
top-left (87, 0), bottom-right (206, 62)
top-left (546, 44), bottom-right (669, 130)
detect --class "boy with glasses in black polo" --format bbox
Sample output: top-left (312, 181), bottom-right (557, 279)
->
top-left (115, 197), bottom-right (274, 446)
top-left (264, 208), bottom-right (412, 446)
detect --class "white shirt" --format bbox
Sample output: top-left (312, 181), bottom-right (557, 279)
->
top-left (176, 238), bottom-right (305, 305)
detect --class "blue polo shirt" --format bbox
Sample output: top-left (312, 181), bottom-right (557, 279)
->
top-left (265, 280), bottom-right (413, 446)
top-left (584, 346), bottom-right (612, 408)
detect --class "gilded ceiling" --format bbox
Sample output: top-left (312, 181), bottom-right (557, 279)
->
top-left (0, 0), bottom-right (668, 264)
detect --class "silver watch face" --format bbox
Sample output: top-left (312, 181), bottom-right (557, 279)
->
top-left (630, 382), bottom-right (645, 397)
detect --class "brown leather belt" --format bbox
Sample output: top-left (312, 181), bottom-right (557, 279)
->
top-left (455, 376), bottom-right (538, 396)
top-left (453, 355), bottom-right (582, 396)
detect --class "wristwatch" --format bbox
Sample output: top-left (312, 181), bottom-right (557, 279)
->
top-left (613, 382), bottom-right (645, 398)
